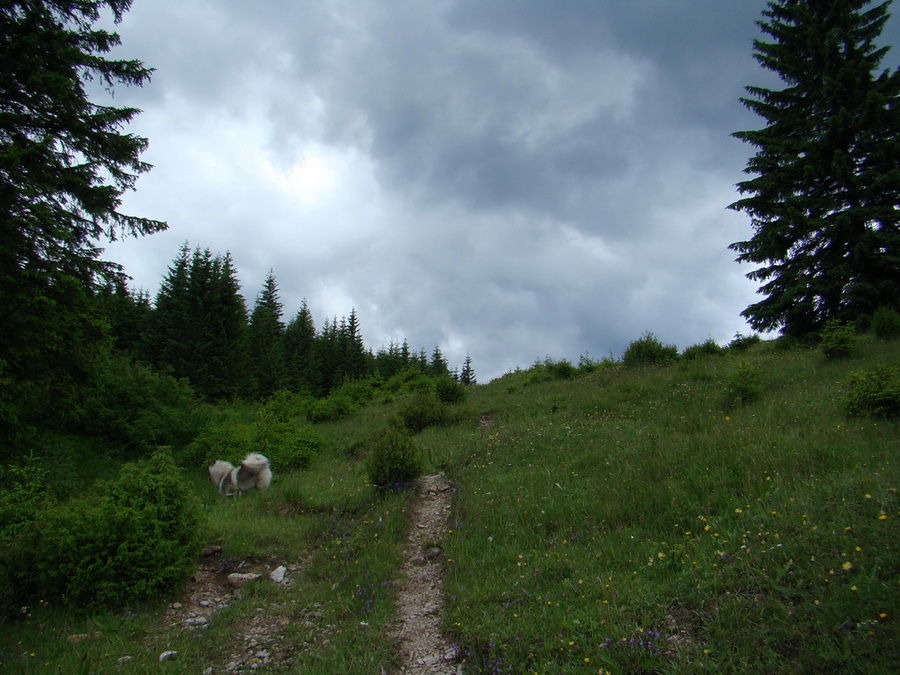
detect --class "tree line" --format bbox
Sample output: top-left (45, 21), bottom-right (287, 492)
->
top-left (98, 244), bottom-right (477, 402)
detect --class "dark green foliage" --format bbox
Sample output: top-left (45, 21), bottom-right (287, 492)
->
top-left (845, 363), bottom-right (900, 418)
top-left (681, 338), bottom-right (725, 360)
top-left (723, 360), bottom-right (763, 407)
top-left (395, 390), bottom-right (447, 433)
top-left (152, 246), bottom-right (251, 400)
top-left (871, 305), bottom-right (900, 340)
top-left (79, 355), bottom-right (207, 454)
top-left (729, 0), bottom-right (900, 336)
top-left (435, 376), bottom-right (467, 405)
top-left (254, 392), bottom-right (322, 470)
top-left (308, 394), bottom-right (357, 423)
top-left (0, 453), bottom-right (48, 546)
top-left (365, 428), bottom-right (423, 490)
top-left (180, 424), bottom-right (248, 469)
top-left (248, 271), bottom-right (287, 399)
top-left (0, 0), bottom-right (164, 445)
top-left (819, 321), bottom-right (858, 360)
top-left (623, 332), bottom-right (678, 367)
top-left (728, 332), bottom-right (762, 351)
top-left (12, 450), bottom-right (200, 611)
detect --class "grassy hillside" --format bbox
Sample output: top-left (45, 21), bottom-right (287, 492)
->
top-left (1, 336), bottom-right (897, 673)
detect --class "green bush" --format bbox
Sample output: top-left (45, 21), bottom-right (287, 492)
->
top-left (308, 394), bottom-right (356, 423)
top-left (623, 332), bottom-right (678, 367)
top-left (396, 390), bottom-right (447, 432)
top-left (845, 364), bottom-right (900, 418)
top-left (681, 338), bottom-right (725, 360)
top-left (819, 320), bottom-right (857, 360)
top-left (435, 376), bottom-right (467, 405)
top-left (0, 452), bottom-right (49, 545)
top-left (365, 428), bottom-right (423, 490)
top-left (79, 355), bottom-right (207, 454)
top-left (871, 306), bottom-right (900, 340)
top-left (723, 361), bottom-right (763, 407)
top-left (29, 450), bottom-right (201, 609)
top-left (728, 332), bottom-right (761, 351)
top-left (180, 425), bottom-right (248, 468)
top-left (255, 398), bottom-right (322, 470)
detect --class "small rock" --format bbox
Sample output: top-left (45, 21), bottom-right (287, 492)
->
top-left (269, 565), bottom-right (287, 583)
top-left (424, 546), bottom-right (443, 561)
top-left (171, 602), bottom-right (183, 610)
top-left (199, 599), bottom-right (211, 607)
top-left (159, 650), bottom-right (178, 662)
top-left (184, 616), bottom-right (209, 627)
top-left (202, 545), bottom-right (223, 556)
top-left (227, 572), bottom-right (261, 588)
top-left (116, 656), bottom-right (133, 665)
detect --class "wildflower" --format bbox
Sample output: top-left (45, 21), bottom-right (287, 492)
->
top-left (851, 586), bottom-right (858, 591)
top-left (879, 514), bottom-right (887, 520)
top-left (842, 562), bottom-right (853, 572)
top-left (735, 508), bottom-right (743, 514)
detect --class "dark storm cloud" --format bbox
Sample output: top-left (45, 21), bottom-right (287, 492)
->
top-left (103, 0), bottom-right (900, 379)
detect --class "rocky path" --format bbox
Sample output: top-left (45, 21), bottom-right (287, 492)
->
top-left (393, 473), bottom-right (460, 674)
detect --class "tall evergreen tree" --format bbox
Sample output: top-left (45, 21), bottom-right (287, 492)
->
top-left (153, 246), bottom-right (250, 400)
top-left (0, 0), bottom-right (163, 441)
top-left (459, 354), bottom-right (476, 386)
top-left (430, 346), bottom-right (449, 377)
top-left (729, 0), bottom-right (900, 335)
top-left (283, 300), bottom-right (319, 394)
top-left (248, 270), bottom-right (286, 398)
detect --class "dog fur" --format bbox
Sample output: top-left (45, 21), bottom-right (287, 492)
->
top-left (209, 453), bottom-right (272, 495)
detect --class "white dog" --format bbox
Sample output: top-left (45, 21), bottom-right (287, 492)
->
top-left (209, 453), bottom-right (272, 496)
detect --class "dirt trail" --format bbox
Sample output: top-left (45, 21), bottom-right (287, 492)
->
top-left (393, 473), bottom-right (460, 674)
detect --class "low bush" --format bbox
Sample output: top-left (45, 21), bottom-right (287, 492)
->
top-left (308, 394), bottom-right (356, 423)
top-left (728, 332), bottom-right (761, 351)
top-left (845, 364), bottom-right (900, 418)
top-left (365, 428), bottom-right (423, 490)
top-left (12, 450), bottom-right (201, 610)
top-left (819, 320), bottom-right (857, 360)
top-left (623, 332), bottom-right (678, 367)
top-left (871, 305), bottom-right (900, 340)
top-left (78, 355), bottom-right (208, 455)
top-left (723, 360), bottom-right (763, 407)
top-left (396, 391), bottom-right (447, 432)
top-left (681, 338), bottom-right (725, 360)
top-left (435, 376), bottom-right (467, 405)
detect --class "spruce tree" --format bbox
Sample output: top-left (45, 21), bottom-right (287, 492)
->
top-left (459, 354), bottom-right (476, 386)
top-left (248, 270), bottom-right (286, 399)
top-left (153, 246), bottom-right (250, 400)
top-left (283, 300), bottom-right (320, 394)
top-left (0, 0), bottom-right (163, 440)
top-left (729, 0), bottom-right (900, 335)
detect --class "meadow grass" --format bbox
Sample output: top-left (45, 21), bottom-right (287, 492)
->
top-left (1, 337), bottom-right (897, 673)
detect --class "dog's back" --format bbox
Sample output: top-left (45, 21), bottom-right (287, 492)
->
top-left (209, 459), bottom-right (237, 494)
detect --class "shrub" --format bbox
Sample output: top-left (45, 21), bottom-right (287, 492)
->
top-left (723, 361), bottom-right (763, 407)
top-left (681, 338), bottom-right (725, 361)
top-left (819, 320), bottom-right (857, 360)
top-left (79, 355), bottom-right (207, 455)
top-left (0, 452), bottom-right (49, 545)
top-left (180, 425), bottom-right (248, 468)
top-left (255, 399), bottom-right (322, 470)
top-left (623, 332), bottom-right (678, 367)
top-left (435, 376), bottom-right (467, 405)
top-left (30, 450), bottom-right (201, 609)
top-left (308, 394), bottom-right (356, 423)
top-left (845, 364), bottom-right (900, 419)
top-left (871, 306), bottom-right (900, 340)
top-left (366, 428), bottom-right (423, 490)
top-left (728, 332), bottom-right (761, 351)
top-left (396, 391), bottom-right (446, 432)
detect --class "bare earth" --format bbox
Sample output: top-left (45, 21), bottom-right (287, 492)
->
top-left (159, 473), bottom-right (459, 672)
top-left (393, 473), bottom-right (459, 673)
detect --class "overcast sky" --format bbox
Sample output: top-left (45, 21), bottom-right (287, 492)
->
top-left (100, 0), bottom-right (900, 381)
